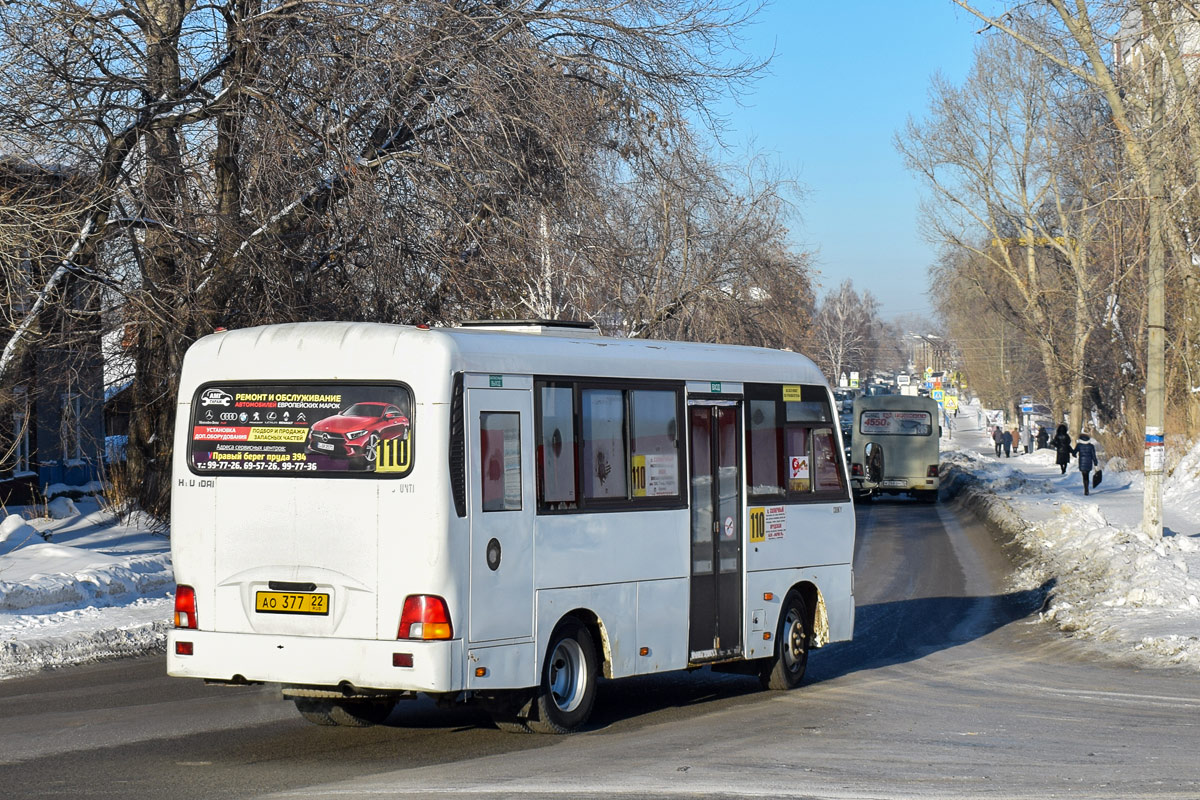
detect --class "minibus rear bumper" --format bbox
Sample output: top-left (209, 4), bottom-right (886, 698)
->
top-left (167, 629), bottom-right (464, 693)
top-left (852, 477), bottom-right (940, 493)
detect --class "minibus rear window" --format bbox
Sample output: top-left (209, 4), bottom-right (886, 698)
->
top-left (188, 381), bottom-right (414, 478)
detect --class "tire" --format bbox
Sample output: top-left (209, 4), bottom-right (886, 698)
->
top-left (492, 716), bottom-right (534, 734)
top-left (293, 697), bottom-right (338, 726)
top-left (527, 619), bottom-right (598, 734)
top-left (328, 700), bottom-right (395, 727)
top-left (759, 591), bottom-right (811, 691)
top-left (917, 490), bottom-right (939, 504)
top-left (292, 697), bottom-right (394, 727)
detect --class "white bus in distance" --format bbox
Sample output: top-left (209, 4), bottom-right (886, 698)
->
top-left (167, 321), bottom-right (856, 733)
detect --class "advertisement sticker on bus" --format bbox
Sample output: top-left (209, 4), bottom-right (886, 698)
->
top-left (631, 453), bottom-right (680, 497)
top-left (858, 410), bottom-right (932, 436)
top-left (188, 381), bottom-right (414, 477)
top-left (789, 454), bottom-right (810, 492)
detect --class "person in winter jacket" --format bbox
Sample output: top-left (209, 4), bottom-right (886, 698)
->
top-left (1036, 425), bottom-right (1049, 450)
top-left (992, 426), bottom-right (1003, 457)
top-left (1052, 424), bottom-right (1072, 474)
top-left (1002, 428), bottom-right (1013, 457)
top-left (1072, 432), bottom-right (1100, 496)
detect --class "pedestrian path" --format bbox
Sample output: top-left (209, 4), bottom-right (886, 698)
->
top-left (941, 400), bottom-right (1200, 670)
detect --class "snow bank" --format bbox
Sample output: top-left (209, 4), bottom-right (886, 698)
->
top-left (0, 500), bottom-right (172, 677)
top-left (946, 409), bottom-right (1200, 670)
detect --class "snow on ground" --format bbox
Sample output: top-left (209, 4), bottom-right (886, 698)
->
top-left (944, 401), bottom-right (1200, 670)
top-left (0, 405), bottom-right (1197, 678)
top-left (0, 496), bottom-right (172, 676)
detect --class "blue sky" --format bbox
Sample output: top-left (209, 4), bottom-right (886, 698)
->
top-left (715, 1), bottom-right (983, 320)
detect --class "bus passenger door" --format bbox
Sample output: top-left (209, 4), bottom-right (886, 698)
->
top-left (467, 386), bottom-right (535, 643)
top-left (687, 401), bottom-right (743, 661)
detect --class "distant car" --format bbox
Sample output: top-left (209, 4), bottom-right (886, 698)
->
top-left (306, 402), bottom-right (409, 462)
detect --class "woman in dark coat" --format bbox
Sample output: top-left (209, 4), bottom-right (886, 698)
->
top-left (1036, 425), bottom-right (1049, 450)
top-left (1052, 424), bottom-right (1072, 474)
top-left (1072, 432), bottom-right (1100, 496)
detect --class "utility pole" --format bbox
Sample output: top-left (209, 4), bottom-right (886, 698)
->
top-left (1144, 57), bottom-right (1165, 540)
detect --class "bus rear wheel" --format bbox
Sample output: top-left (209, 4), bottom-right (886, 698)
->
top-left (527, 618), bottom-right (597, 734)
top-left (293, 697), bottom-right (394, 727)
top-left (759, 591), bottom-right (811, 691)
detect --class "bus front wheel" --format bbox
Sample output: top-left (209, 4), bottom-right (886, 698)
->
top-left (528, 618), bottom-right (598, 734)
top-left (759, 591), bottom-right (811, 691)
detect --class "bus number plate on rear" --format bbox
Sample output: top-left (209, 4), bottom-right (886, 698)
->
top-left (881, 480), bottom-right (907, 488)
top-left (255, 591), bottom-right (330, 615)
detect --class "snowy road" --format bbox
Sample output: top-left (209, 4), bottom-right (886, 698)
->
top-left (2, 495), bottom-right (1199, 799)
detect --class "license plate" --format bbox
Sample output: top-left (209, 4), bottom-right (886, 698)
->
top-left (881, 479), bottom-right (907, 488)
top-left (315, 442), bottom-right (335, 451)
top-left (255, 591), bottom-right (330, 615)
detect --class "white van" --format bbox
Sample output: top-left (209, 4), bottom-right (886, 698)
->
top-left (167, 321), bottom-right (856, 733)
top-left (848, 394), bottom-right (941, 503)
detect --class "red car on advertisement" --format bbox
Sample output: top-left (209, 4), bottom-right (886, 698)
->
top-left (306, 402), bottom-right (409, 462)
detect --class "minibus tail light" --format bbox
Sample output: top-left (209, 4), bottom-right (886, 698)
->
top-left (851, 463), bottom-right (863, 477)
top-left (927, 465), bottom-right (939, 477)
top-left (174, 584), bottom-right (198, 629)
top-left (398, 595), bottom-right (452, 640)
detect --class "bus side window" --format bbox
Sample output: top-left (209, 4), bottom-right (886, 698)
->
top-left (581, 388), bottom-right (628, 499)
top-left (537, 385), bottom-right (577, 505)
top-left (812, 427), bottom-right (846, 492)
top-left (480, 412), bottom-right (522, 512)
top-left (785, 426), bottom-right (811, 492)
top-left (747, 383), bottom-right (848, 503)
top-left (747, 399), bottom-right (784, 498)
top-left (629, 389), bottom-right (681, 499)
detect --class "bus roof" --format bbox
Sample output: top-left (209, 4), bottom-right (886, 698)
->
top-left (185, 322), bottom-right (830, 388)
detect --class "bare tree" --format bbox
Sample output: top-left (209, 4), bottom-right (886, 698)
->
top-left (807, 280), bottom-right (880, 384)
top-left (0, 0), bottom-right (770, 517)
top-left (567, 140), bottom-right (814, 347)
top-left (951, 0), bottom-right (1200, 537)
top-left (898, 24), bottom-right (1115, 434)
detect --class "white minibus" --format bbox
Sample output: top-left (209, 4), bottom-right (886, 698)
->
top-left (849, 394), bottom-right (941, 503)
top-left (167, 321), bottom-right (855, 733)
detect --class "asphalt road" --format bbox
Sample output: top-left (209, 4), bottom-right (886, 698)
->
top-left (3, 495), bottom-right (1199, 799)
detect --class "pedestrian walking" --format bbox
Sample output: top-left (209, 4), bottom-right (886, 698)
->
top-left (1002, 428), bottom-right (1012, 457)
top-left (1071, 431), bottom-right (1100, 496)
top-left (1023, 425), bottom-right (1033, 454)
top-left (992, 425), bottom-right (1003, 457)
top-left (1036, 425), bottom-right (1049, 450)
top-left (1052, 424), bottom-right (1072, 474)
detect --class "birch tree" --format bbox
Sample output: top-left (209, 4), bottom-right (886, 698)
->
top-left (809, 280), bottom-right (880, 383)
